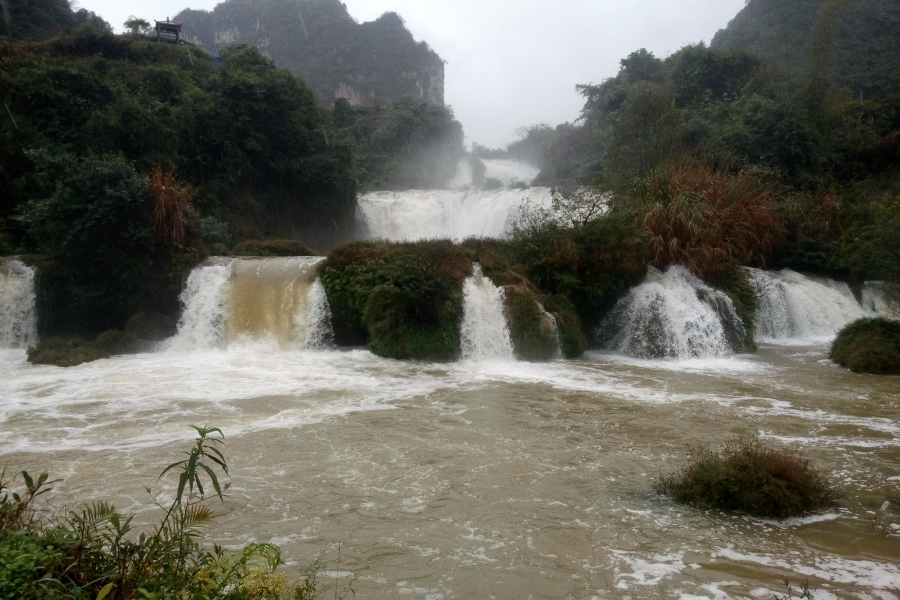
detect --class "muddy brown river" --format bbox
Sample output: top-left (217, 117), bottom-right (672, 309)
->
top-left (2, 340), bottom-right (899, 598)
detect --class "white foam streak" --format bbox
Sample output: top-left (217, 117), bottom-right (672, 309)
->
top-left (0, 258), bottom-right (38, 349)
top-left (357, 187), bottom-right (552, 242)
top-left (170, 263), bottom-right (231, 351)
top-left (750, 268), bottom-right (870, 342)
top-left (460, 264), bottom-right (514, 361)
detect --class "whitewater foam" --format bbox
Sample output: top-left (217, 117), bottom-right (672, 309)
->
top-left (460, 264), bottom-right (514, 361)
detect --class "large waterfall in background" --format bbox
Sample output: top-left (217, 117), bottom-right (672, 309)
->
top-left (170, 257), bottom-right (334, 351)
top-left (449, 159), bottom-right (542, 188)
top-left (460, 264), bottom-right (514, 361)
top-left (600, 266), bottom-right (746, 359)
top-left (0, 258), bottom-right (38, 349)
top-left (357, 187), bottom-right (553, 242)
top-left (749, 268), bottom-right (872, 342)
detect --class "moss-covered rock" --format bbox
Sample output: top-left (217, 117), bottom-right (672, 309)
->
top-left (320, 240), bottom-right (471, 361)
top-left (504, 286), bottom-right (559, 361)
top-left (830, 317), bottom-right (900, 375)
top-left (544, 295), bottom-right (589, 358)
top-left (27, 337), bottom-right (107, 367)
top-left (230, 239), bottom-right (316, 257)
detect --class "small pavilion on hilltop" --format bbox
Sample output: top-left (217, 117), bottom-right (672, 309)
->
top-left (155, 18), bottom-right (182, 43)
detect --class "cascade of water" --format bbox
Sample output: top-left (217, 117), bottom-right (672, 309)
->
top-left (460, 264), bottom-right (514, 361)
top-left (170, 257), bottom-right (333, 351)
top-left (0, 258), bottom-right (38, 349)
top-left (302, 278), bottom-right (334, 350)
top-left (170, 260), bottom-right (232, 351)
top-left (542, 308), bottom-right (563, 359)
top-left (600, 266), bottom-right (745, 359)
top-left (860, 281), bottom-right (900, 319)
top-left (357, 187), bottom-right (553, 242)
top-left (749, 268), bottom-right (870, 342)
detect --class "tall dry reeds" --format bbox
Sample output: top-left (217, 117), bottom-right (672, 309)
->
top-left (149, 169), bottom-right (196, 245)
top-left (637, 161), bottom-right (783, 283)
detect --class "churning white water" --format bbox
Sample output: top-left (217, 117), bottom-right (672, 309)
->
top-left (749, 268), bottom-right (871, 342)
top-left (357, 187), bottom-right (552, 242)
top-left (601, 266), bottom-right (745, 359)
top-left (169, 257), bottom-right (333, 351)
top-left (460, 263), bottom-right (514, 361)
top-left (0, 258), bottom-right (38, 349)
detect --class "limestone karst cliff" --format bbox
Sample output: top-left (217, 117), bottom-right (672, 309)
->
top-left (175, 0), bottom-right (445, 106)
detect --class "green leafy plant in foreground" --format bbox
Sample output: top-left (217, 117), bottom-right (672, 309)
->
top-left (657, 436), bottom-right (839, 519)
top-left (0, 426), bottom-right (319, 599)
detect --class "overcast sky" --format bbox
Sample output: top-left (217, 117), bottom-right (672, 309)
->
top-left (75, 0), bottom-right (747, 148)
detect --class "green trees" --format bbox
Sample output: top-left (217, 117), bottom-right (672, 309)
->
top-left (0, 19), bottom-right (357, 335)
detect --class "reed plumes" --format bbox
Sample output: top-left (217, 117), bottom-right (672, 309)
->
top-left (150, 169), bottom-right (196, 245)
top-left (637, 161), bottom-right (782, 284)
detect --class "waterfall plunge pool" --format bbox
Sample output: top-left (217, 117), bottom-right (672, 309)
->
top-left (1, 342), bottom-right (899, 598)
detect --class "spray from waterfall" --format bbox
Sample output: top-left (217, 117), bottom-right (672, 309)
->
top-left (460, 263), bottom-right (514, 361)
top-left (600, 266), bottom-right (746, 359)
top-left (170, 257), bottom-right (334, 351)
top-left (749, 268), bottom-right (870, 342)
top-left (0, 258), bottom-right (38, 349)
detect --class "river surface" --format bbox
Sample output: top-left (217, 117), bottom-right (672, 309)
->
top-left (1, 342), bottom-right (899, 599)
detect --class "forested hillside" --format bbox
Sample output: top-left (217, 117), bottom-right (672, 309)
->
top-left (0, 0), bottom-right (465, 336)
top-left (711, 0), bottom-right (900, 97)
top-left (175, 0), bottom-right (445, 106)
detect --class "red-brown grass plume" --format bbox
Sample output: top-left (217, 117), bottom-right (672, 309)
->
top-left (149, 169), bottom-right (196, 245)
top-left (636, 161), bottom-right (783, 283)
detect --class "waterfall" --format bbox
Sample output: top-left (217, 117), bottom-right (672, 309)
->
top-left (860, 281), bottom-right (900, 319)
top-left (449, 159), bottom-right (541, 189)
top-left (357, 187), bottom-right (553, 242)
top-left (749, 268), bottom-right (870, 342)
top-left (0, 258), bottom-right (38, 349)
top-left (460, 264), bottom-right (514, 361)
top-left (543, 308), bottom-right (563, 359)
top-left (170, 257), bottom-right (334, 351)
top-left (600, 266), bottom-right (746, 359)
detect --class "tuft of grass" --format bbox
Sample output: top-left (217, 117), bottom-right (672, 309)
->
top-left (657, 436), bottom-right (839, 519)
top-left (830, 317), bottom-right (900, 375)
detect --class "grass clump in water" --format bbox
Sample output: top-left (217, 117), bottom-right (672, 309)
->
top-left (830, 317), bottom-right (900, 375)
top-left (657, 436), bottom-right (839, 518)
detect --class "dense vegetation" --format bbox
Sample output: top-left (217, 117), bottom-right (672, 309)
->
top-left (320, 240), bottom-right (472, 361)
top-left (830, 317), bottom-right (900, 375)
top-left (0, 426), bottom-right (325, 599)
top-left (658, 436), bottom-right (840, 518)
top-left (175, 0), bottom-right (445, 107)
top-left (531, 36), bottom-right (900, 301)
top-left (711, 0), bottom-right (900, 99)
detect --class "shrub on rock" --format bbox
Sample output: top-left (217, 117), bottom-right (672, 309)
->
top-left (830, 317), bottom-right (900, 375)
top-left (505, 286), bottom-right (559, 361)
top-left (320, 240), bottom-right (471, 361)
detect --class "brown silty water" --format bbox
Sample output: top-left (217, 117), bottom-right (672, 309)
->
top-left (1, 259), bottom-right (898, 598)
top-left (1, 342), bottom-right (899, 598)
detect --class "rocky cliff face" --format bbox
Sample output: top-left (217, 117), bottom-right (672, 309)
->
top-left (175, 0), bottom-right (445, 106)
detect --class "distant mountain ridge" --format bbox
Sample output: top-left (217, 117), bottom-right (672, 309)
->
top-left (174, 0), bottom-right (444, 106)
top-left (711, 0), bottom-right (900, 97)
